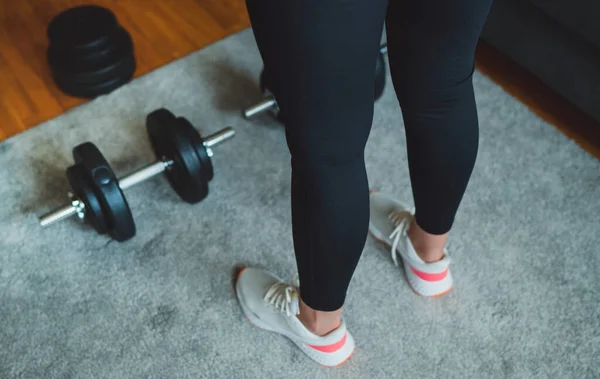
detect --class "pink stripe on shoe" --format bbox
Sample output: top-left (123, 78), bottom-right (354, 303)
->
top-left (307, 332), bottom-right (347, 353)
top-left (409, 265), bottom-right (448, 282)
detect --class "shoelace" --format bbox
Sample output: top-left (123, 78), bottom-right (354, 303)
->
top-left (263, 274), bottom-right (300, 318)
top-left (388, 208), bottom-right (415, 267)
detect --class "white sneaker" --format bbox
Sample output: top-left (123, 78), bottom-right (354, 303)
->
top-left (369, 191), bottom-right (453, 297)
top-left (235, 267), bottom-right (355, 367)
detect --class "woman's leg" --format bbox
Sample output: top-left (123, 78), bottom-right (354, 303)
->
top-left (369, 0), bottom-right (493, 296)
top-left (250, 0), bottom-right (387, 313)
top-left (236, 0), bottom-right (387, 367)
top-left (388, 0), bottom-right (493, 244)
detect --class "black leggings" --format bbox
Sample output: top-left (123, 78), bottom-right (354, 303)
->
top-left (245, 0), bottom-right (493, 311)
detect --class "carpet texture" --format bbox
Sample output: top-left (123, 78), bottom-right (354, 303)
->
top-left (0, 29), bottom-right (599, 379)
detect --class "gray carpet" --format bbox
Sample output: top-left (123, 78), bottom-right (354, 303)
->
top-left (1, 29), bottom-right (599, 379)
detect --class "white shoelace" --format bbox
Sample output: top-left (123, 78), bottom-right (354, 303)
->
top-left (388, 208), bottom-right (415, 267)
top-left (263, 274), bottom-right (300, 318)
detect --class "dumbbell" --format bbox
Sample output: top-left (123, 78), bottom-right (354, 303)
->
top-left (38, 108), bottom-right (235, 241)
top-left (242, 43), bottom-right (388, 122)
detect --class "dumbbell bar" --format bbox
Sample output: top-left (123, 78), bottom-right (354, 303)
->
top-left (243, 97), bottom-right (278, 119)
top-left (242, 43), bottom-right (388, 120)
top-left (38, 127), bottom-right (233, 227)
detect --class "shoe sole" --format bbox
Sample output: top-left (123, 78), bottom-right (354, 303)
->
top-left (235, 267), bottom-right (354, 367)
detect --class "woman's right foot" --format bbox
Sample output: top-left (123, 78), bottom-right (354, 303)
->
top-left (368, 191), bottom-right (453, 297)
top-left (235, 267), bottom-right (355, 367)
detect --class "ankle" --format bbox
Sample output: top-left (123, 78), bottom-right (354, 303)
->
top-left (408, 219), bottom-right (447, 263)
top-left (413, 246), bottom-right (445, 263)
top-left (297, 299), bottom-right (342, 336)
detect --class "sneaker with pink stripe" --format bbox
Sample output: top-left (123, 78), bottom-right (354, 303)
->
top-left (369, 191), bottom-right (453, 297)
top-left (235, 267), bottom-right (355, 367)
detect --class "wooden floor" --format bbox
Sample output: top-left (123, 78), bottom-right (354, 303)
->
top-left (1, 0), bottom-right (599, 159)
top-left (0, 0), bottom-right (249, 140)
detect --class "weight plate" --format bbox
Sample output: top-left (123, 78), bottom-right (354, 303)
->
top-left (146, 109), bottom-right (209, 204)
top-left (374, 52), bottom-right (386, 101)
top-left (52, 55), bottom-right (136, 99)
top-left (258, 68), bottom-right (270, 95)
top-left (48, 27), bottom-right (131, 74)
top-left (47, 5), bottom-right (118, 53)
top-left (67, 163), bottom-right (108, 234)
top-left (72, 142), bottom-right (136, 241)
top-left (259, 69), bottom-right (284, 123)
top-left (177, 117), bottom-right (214, 182)
top-left (49, 31), bottom-right (134, 84)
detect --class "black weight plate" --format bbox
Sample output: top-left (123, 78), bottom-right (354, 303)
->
top-left (374, 53), bottom-right (386, 101)
top-left (67, 163), bottom-right (108, 234)
top-left (47, 5), bottom-right (118, 53)
top-left (52, 55), bottom-right (136, 99)
top-left (49, 32), bottom-right (134, 84)
top-left (72, 142), bottom-right (136, 241)
top-left (258, 69), bottom-right (284, 123)
top-left (146, 109), bottom-right (209, 204)
top-left (177, 117), bottom-right (214, 182)
top-left (51, 50), bottom-right (134, 85)
top-left (259, 68), bottom-right (271, 94)
top-left (48, 27), bottom-right (131, 73)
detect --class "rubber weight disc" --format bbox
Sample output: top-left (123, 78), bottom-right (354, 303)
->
top-left (66, 163), bottom-right (109, 235)
top-left (47, 5), bottom-right (118, 54)
top-left (50, 38), bottom-right (134, 85)
top-left (258, 68), bottom-right (272, 95)
top-left (48, 27), bottom-right (133, 82)
top-left (374, 52), bottom-right (386, 101)
top-left (258, 69), bottom-right (284, 123)
top-left (51, 55), bottom-right (136, 99)
top-left (71, 142), bottom-right (136, 241)
top-left (146, 109), bottom-right (209, 204)
top-left (177, 117), bottom-right (214, 182)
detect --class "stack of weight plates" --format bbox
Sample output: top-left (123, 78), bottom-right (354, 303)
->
top-left (47, 5), bottom-right (136, 98)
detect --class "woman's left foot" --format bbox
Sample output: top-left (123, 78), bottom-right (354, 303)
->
top-left (369, 191), bottom-right (453, 297)
top-left (235, 267), bottom-right (355, 367)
